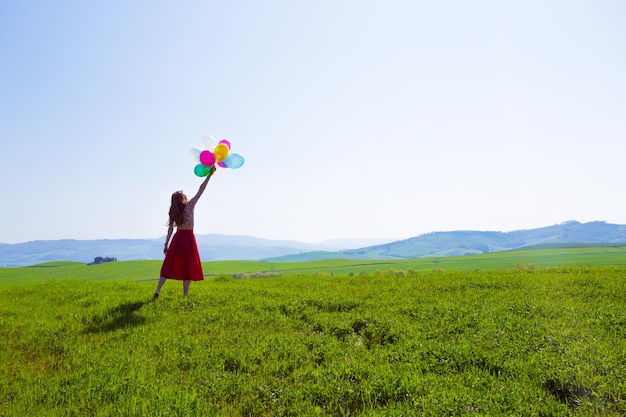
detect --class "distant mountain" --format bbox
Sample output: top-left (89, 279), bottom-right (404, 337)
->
top-left (265, 221), bottom-right (626, 262)
top-left (2, 221), bottom-right (625, 267)
top-left (0, 235), bottom-right (395, 267)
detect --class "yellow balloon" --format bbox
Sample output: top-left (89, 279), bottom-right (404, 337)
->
top-left (214, 143), bottom-right (230, 161)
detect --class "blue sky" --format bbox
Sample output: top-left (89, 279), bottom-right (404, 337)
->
top-left (1, 1), bottom-right (625, 244)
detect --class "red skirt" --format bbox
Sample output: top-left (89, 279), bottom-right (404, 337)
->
top-left (160, 230), bottom-right (204, 281)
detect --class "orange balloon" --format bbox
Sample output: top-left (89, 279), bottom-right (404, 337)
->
top-left (214, 143), bottom-right (230, 161)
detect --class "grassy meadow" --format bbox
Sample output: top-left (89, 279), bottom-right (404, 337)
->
top-left (2, 245), bottom-right (626, 286)
top-left (1, 250), bottom-right (625, 416)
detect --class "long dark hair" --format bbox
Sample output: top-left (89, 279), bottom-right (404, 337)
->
top-left (168, 191), bottom-right (187, 227)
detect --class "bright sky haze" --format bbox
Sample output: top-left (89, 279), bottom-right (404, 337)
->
top-left (1, 1), bottom-right (625, 244)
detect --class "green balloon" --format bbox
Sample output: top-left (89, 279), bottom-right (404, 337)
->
top-left (194, 164), bottom-right (211, 177)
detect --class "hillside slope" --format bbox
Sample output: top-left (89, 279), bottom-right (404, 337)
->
top-left (3, 221), bottom-right (626, 266)
top-left (0, 235), bottom-right (392, 267)
top-left (269, 221), bottom-right (626, 261)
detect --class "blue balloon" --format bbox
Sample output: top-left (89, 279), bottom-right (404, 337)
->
top-left (222, 153), bottom-right (245, 169)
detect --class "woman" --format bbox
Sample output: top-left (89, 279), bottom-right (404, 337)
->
top-left (153, 166), bottom-right (216, 298)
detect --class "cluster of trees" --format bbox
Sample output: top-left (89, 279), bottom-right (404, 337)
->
top-left (87, 256), bottom-right (117, 265)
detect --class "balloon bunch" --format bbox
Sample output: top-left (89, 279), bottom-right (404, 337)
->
top-left (189, 135), bottom-right (245, 177)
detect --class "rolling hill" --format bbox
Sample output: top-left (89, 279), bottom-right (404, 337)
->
top-left (0, 235), bottom-right (393, 267)
top-left (2, 220), bottom-right (625, 267)
top-left (265, 221), bottom-right (626, 261)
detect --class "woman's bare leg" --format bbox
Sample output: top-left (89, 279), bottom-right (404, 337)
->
top-left (154, 277), bottom-right (167, 299)
top-left (183, 280), bottom-right (191, 296)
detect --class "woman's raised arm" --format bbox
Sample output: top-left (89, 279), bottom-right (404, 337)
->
top-left (188, 166), bottom-right (215, 204)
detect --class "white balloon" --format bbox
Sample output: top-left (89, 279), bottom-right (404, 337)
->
top-left (201, 135), bottom-right (218, 150)
top-left (189, 147), bottom-right (202, 162)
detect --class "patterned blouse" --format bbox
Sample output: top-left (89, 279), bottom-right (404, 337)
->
top-left (164, 174), bottom-right (212, 246)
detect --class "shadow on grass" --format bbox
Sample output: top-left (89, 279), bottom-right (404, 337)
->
top-left (84, 301), bottom-right (148, 333)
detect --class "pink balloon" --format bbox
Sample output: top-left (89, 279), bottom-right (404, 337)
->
top-left (217, 161), bottom-right (227, 168)
top-left (218, 139), bottom-right (231, 149)
top-left (199, 150), bottom-right (216, 166)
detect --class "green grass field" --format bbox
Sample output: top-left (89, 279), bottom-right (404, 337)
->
top-left (2, 245), bottom-right (626, 286)
top-left (1, 249), bottom-right (625, 416)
